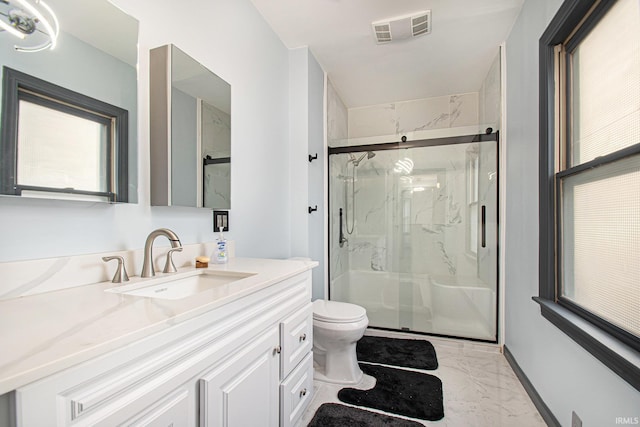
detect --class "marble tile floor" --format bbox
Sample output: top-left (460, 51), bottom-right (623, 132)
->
top-left (299, 330), bottom-right (546, 427)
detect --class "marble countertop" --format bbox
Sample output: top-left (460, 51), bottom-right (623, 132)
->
top-left (0, 257), bottom-right (317, 395)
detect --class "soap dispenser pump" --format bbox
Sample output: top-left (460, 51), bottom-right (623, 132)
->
top-left (212, 227), bottom-right (228, 264)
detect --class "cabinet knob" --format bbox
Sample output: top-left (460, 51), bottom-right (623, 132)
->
top-left (273, 345), bottom-right (281, 355)
top-left (299, 333), bottom-right (307, 342)
top-left (299, 388), bottom-right (307, 397)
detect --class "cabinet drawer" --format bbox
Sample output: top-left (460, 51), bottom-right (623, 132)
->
top-left (280, 303), bottom-right (312, 378)
top-left (280, 352), bottom-right (313, 427)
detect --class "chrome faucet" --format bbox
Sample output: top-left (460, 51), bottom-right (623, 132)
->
top-left (141, 228), bottom-right (182, 278)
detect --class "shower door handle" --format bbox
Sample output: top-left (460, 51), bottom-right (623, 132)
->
top-left (481, 205), bottom-right (486, 248)
top-left (339, 208), bottom-right (347, 247)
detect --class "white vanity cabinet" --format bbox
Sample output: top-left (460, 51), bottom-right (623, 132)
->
top-left (121, 386), bottom-right (193, 426)
top-left (279, 306), bottom-right (314, 427)
top-left (199, 326), bottom-right (280, 426)
top-left (14, 270), bottom-right (314, 427)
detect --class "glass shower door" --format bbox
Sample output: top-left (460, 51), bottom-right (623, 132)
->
top-left (329, 148), bottom-right (402, 329)
top-left (329, 138), bottom-right (498, 342)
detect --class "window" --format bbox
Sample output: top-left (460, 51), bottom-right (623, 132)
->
top-left (538, 0), bottom-right (640, 391)
top-left (1, 67), bottom-right (129, 202)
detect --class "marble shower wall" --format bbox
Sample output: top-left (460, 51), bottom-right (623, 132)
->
top-left (327, 79), bottom-right (349, 146)
top-left (327, 79), bottom-right (350, 279)
top-left (202, 102), bottom-right (231, 208)
top-left (202, 102), bottom-right (231, 158)
top-left (327, 84), bottom-right (502, 284)
top-left (334, 143), bottom-right (494, 281)
top-left (347, 92), bottom-right (479, 140)
top-left (479, 50), bottom-right (502, 131)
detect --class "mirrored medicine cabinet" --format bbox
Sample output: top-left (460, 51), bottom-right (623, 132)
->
top-left (149, 44), bottom-right (231, 209)
top-left (0, 0), bottom-right (139, 203)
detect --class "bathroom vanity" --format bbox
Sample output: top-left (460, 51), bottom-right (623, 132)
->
top-left (0, 257), bottom-right (316, 427)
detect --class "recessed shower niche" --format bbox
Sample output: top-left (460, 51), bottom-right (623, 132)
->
top-left (150, 44), bottom-right (231, 208)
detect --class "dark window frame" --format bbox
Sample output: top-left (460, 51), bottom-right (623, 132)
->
top-left (1, 66), bottom-right (129, 202)
top-left (537, 0), bottom-right (640, 391)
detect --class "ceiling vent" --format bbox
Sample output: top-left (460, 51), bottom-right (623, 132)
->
top-left (372, 10), bottom-right (431, 45)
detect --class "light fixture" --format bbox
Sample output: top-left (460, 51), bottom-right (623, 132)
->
top-left (0, 14), bottom-right (25, 38)
top-left (0, 0), bottom-right (59, 52)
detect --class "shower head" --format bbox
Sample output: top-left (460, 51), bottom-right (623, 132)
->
top-left (348, 151), bottom-right (376, 167)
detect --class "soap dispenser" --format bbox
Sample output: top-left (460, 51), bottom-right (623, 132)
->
top-left (212, 227), bottom-right (228, 264)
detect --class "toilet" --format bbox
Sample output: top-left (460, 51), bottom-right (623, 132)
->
top-left (312, 299), bottom-right (369, 384)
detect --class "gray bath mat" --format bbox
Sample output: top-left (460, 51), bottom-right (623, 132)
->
top-left (357, 335), bottom-right (438, 370)
top-left (307, 403), bottom-right (424, 427)
top-left (338, 363), bottom-right (444, 421)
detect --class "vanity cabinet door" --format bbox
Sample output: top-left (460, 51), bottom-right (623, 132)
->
top-left (199, 326), bottom-right (280, 427)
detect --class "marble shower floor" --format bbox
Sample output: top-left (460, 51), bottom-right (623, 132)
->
top-left (299, 330), bottom-right (546, 427)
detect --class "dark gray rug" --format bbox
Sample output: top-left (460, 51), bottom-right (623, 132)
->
top-left (307, 403), bottom-right (424, 427)
top-left (338, 363), bottom-right (444, 421)
top-left (357, 336), bottom-right (438, 370)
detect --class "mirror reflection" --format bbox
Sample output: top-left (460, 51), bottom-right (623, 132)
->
top-left (150, 44), bottom-right (231, 209)
top-left (0, 0), bottom-right (138, 203)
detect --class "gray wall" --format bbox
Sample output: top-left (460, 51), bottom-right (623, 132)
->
top-left (504, 0), bottom-right (640, 425)
top-left (289, 48), bottom-right (310, 259)
top-left (288, 47), bottom-right (326, 300)
top-left (307, 51), bottom-right (325, 300)
top-left (0, 0), bottom-right (291, 262)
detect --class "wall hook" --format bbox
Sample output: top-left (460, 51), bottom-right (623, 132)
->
top-left (308, 153), bottom-right (318, 162)
top-left (308, 205), bottom-right (318, 214)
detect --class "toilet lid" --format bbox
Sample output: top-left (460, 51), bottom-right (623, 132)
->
top-left (313, 299), bottom-right (366, 323)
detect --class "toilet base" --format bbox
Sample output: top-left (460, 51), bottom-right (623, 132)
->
top-left (312, 346), bottom-right (364, 385)
top-left (313, 361), bottom-right (363, 385)
top-left (311, 300), bottom-right (369, 385)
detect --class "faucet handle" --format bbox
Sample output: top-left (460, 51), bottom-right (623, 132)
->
top-left (102, 256), bottom-right (130, 283)
top-left (163, 247), bottom-right (183, 273)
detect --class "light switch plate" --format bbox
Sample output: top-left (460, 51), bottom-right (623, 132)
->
top-left (213, 210), bottom-right (229, 232)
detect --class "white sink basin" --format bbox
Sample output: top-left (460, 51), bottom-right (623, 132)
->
top-left (106, 270), bottom-right (256, 300)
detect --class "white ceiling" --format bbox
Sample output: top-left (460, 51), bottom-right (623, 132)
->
top-left (250, 0), bottom-right (524, 108)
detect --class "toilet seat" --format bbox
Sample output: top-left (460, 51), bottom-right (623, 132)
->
top-left (313, 299), bottom-right (366, 323)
